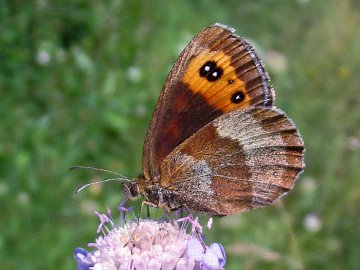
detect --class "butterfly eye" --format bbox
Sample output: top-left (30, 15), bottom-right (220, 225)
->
top-left (199, 61), bottom-right (217, 77)
top-left (231, 91), bottom-right (245, 104)
top-left (207, 67), bottom-right (223, 82)
top-left (199, 61), bottom-right (224, 82)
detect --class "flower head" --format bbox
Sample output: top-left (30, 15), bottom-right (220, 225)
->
top-left (74, 203), bottom-right (226, 270)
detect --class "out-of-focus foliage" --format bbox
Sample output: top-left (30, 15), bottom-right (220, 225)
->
top-left (1, 0), bottom-right (359, 269)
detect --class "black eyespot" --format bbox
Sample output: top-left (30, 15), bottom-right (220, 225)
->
top-left (206, 67), bottom-right (223, 81)
top-left (199, 61), bottom-right (217, 77)
top-left (231, 91), bottom-right (245, 104)
top-left (228, 79), bottom-right (235, 84)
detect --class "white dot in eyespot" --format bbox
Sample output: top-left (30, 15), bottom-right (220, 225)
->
top-left (212, 71), bottom-right (218, 77)
top-left (205, 65), bottom-right (210, 71)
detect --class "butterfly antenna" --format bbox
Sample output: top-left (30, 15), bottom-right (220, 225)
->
top-left (70, 165), bottom-right (128, 179)
top-left (76, 177), bottom-right (130, 193)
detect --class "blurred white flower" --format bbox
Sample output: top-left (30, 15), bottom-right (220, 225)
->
top-left (72, 47), bottom-right (95, 74)
top-left (265, 50), bottom-right (287, 74)
top-left (36, 49), bottom-right (51, 65)
top-left (300, 176), bottom-right (318, 194)
top-left (36, 0), bottom-right (47, 9)
top-left (17, 191), bottom-right (30, 206)
top-left (303, 213), bottom-right (322, 232)
top-left (135, 104), bottom-right (147, 117)
top-left (127, 66), bottom-right (142, 83)
top-left (346, 136), bottom-right (360, 150)
top-left (297, 0), bottom-right (311, 5)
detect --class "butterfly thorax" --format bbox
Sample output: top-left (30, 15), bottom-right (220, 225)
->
top-left (148, 186), bottom-right (184, 212)
top-left (123, 175), bottom-right (183, 212)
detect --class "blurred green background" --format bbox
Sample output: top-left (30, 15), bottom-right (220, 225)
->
top-left (1, 0), bottom-right (359, 269)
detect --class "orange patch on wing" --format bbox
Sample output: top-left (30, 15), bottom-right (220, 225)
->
top-left (182, 51), bottom-right (250, 112)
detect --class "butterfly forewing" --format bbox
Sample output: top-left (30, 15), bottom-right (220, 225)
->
top-left (143, 24), bottom-right (275, 180)
top-left (158, 107), bottom-right (304, 216)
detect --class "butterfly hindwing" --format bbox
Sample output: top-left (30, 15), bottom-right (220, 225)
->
top-left (159, 107), bottom-right (304, 216)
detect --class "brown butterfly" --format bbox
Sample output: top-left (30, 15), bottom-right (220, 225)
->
top-left (121, 24), bottom-right (304, 216)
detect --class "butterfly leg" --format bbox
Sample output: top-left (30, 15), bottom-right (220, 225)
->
top-left (123, 200), bottom-right (158, 247)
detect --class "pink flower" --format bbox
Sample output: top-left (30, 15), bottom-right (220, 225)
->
top-left (74, 203), bottom-right (226, 270)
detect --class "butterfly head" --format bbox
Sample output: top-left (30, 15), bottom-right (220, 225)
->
top-left (122, 178), bottom-right (142, 201)
top-left (122, 175), bottom-right (185, 212)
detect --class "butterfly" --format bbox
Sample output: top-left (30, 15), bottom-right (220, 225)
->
top-left (120, 23), bottom-right (305, 217)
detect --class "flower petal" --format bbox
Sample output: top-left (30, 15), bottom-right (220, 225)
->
top-left (202, 248), bottom-right (220, 270)
top-left (207, 218), bottom-right (213, 230)
top-left (73, 247), bottom-right (94, 270)
top-left (176, 257), bottom-right (195, 270)
top-left (133, 255), bottom-right (147, 270)
top-left (148, 258), bottom-right (162, 270)
top-left (175, 258), bottom-right (187, 270)
top-left (161, 253), bottom-right (178, 270)
top-left (209, 243), bottom-right (226, 267)
top-left (187, 238), bottom-right (204, 261)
